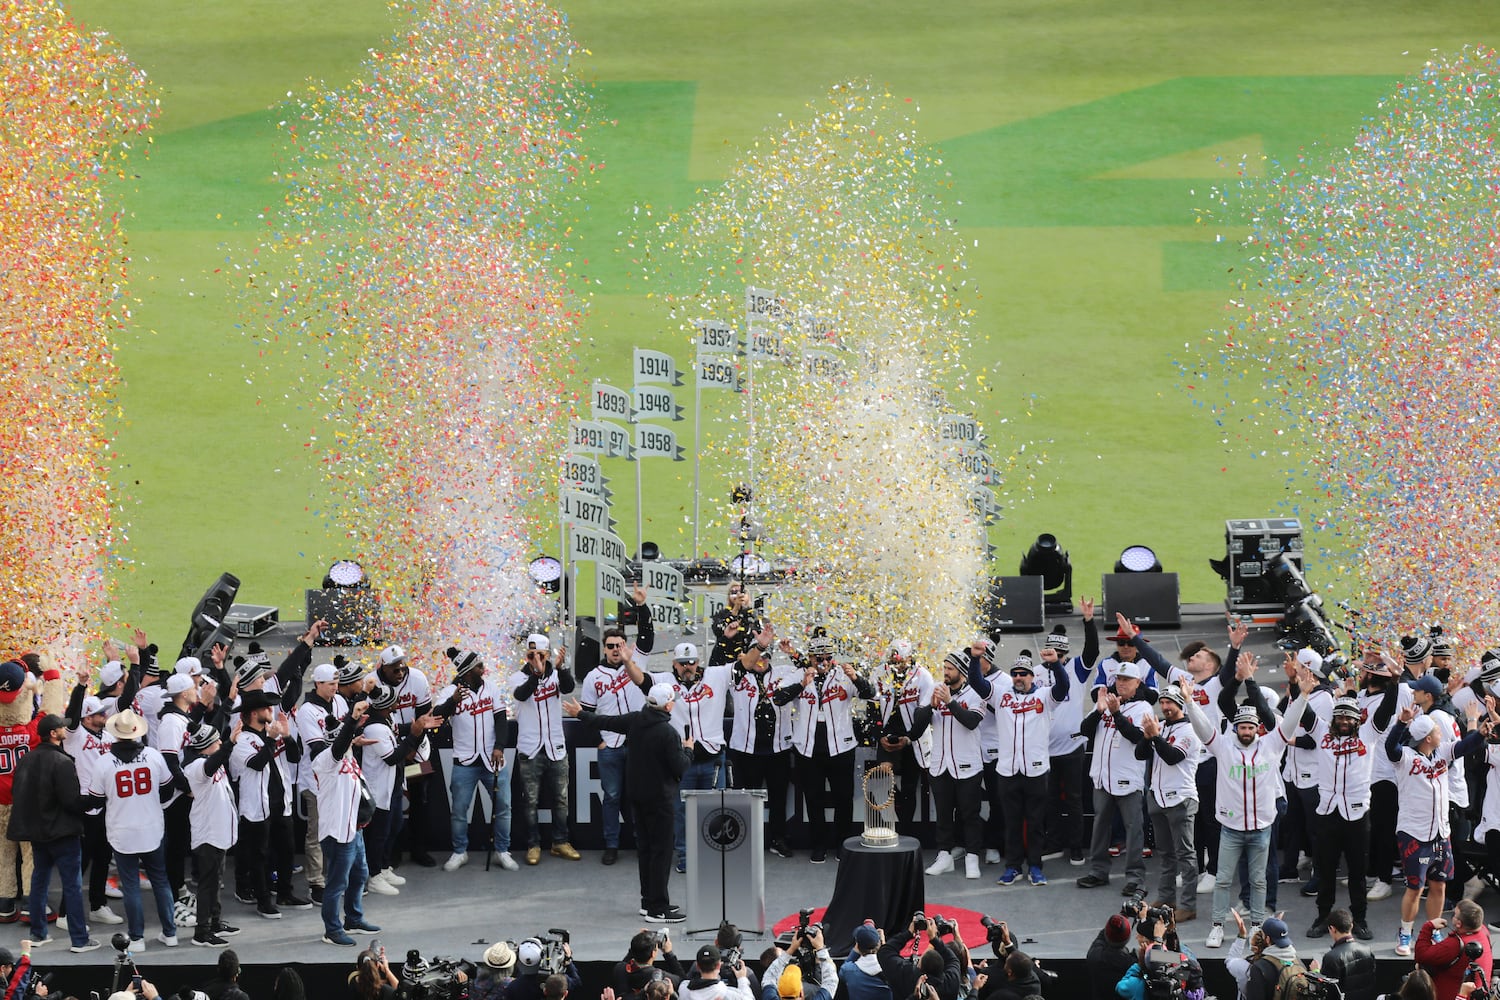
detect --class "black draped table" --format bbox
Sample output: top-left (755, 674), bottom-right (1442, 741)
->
top-left (819, 835), bottom-right (926, 957)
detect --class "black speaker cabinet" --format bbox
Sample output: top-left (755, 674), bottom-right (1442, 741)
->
top-left (1101, 573), bottom-right (1182, 627)
top-left (305, 589), bottom-right (382, 646)
top-left (983, 576), bottom-right (1046, 633)
top-left (572, 617), bottom-right (602, 683)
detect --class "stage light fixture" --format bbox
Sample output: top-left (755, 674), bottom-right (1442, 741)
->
top-left (1265, 551), bottom-right (1312, 605)
top-left (528, 555), bottom-right (563, 594)
top-left (180, 572), bottom-right (240, 659)
top-left (1114, 545), bottom-right (1161, 573)
top-left (640, 541), bottom-right (660, 561)
top-left (324, 559), bottom-right (368, 589)
top-left (1019, 533), bottom-right (1073, 615)
top-left (1279, 596), bottom-right (1337, 656)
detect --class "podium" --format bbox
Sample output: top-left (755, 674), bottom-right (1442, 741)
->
top-left (683, 788), bottom-right (766, 936)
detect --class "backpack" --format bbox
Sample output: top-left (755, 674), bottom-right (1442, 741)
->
top-left (1256, 956), bottom-right (1316, 1000)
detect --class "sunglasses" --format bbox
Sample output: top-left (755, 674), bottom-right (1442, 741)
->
top-left (603, 641), bottom-right (626, 649)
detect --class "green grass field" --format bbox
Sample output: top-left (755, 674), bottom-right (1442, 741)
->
top-left (61, 0), bottom-right (1497, 640)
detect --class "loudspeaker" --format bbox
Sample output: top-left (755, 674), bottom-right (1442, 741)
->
top-left (983, 576), bottom-right (1046, 633)
top-left (572, 617), bottom-right (601, 683)
top-left (305, 589), bottom-right (382, 646)
top-left (1102, 573), bottom-right (1182, 627)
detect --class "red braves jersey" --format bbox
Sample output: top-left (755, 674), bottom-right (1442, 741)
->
top-left (0, 715), bottom-right (41, 805)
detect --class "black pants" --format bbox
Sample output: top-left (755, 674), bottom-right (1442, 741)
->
top-left (633, 797), bottom-right (674, 915)
top-left (1314, 811), bottom-right (1368, 923)
top-left (1450, 804), bottom-right (1475, 883)
top-left (82, 811), bottom-right (112, 910)
top-left (1046, 749), bottom-right (1085, 851)
top-left (730, 750), bottom-right (791, 842)
top-left (981, 762), bottom-right (1005, 850)
top-left (236, 812), bottom-right (294, 904)
top-left (1367, 780), bottom-right (1398, 885)
top-left (1282, 784), bottom-right (1318, 873)
top-left (193, 844), bottom-right (225, 936)
top-left (796, 750), bottom-right (854, 850)
top-left (931, 772), bottom-right (983, 856)
top-left (164, 796), bottom-right (192, 899)
top-left (363, 807), bottom-right (397, 877)
top-left (1000, 771), bottom-right (1048, 869)
top-left (1195, 757), bottom-right (1221, 874)
top-left (874, 744), bottom-right (924, 831)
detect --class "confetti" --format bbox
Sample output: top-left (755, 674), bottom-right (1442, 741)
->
top-left (0, 0), bottom-right (156, 668)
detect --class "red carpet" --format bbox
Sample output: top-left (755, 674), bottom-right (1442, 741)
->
top-left (771, 905), bottom-right (996, 955)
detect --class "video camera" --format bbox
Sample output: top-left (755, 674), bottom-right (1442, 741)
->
top-left (912, 911), bottom-right (953, 937)
top-left (533, 928), bottom-right (572, 977)
top-left (1142, 947), bottom-right (1194, 1000)
top-left (1122, 892), bottom-right (1173, 929)
top-left (1464, 941), bottom-right (1493, 1000)
top-left (400, 947), bottom-right (477, 1000)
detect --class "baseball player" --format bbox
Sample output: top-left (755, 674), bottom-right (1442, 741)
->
top-left (373, 643), bottom-right (434, 869)
top-left (782, 636), bottom-right (871, 864)
top-left (295, 662), bottom-right (347, 903)
top-left (61, 687), bottom-right (120, 926)
top-left (229, 690), bottom-right (306, 919)
top-left (873, 639), bottom-right (934, 835)
top-left (1135, 685), bottom-right (1201, 922)
top-left (726, 645), bottom-right (798, 858)
top-left (182, 723), bottom-right (237, 947)
top-left (1298, 697), bottom-right (1375, 942)
top-left (361, 685), bottom-right (439, 894)
top-left (512, 635), bottom-right (578, 864)
top-left (1035, 606), bottom-right (1101, 866)
top-left (434, 647), bottom-right (511, 874)
top-left (913, 651), bottom-right (988, 880)
top-left (1075, 661), bottom-right (1154, 893)
top-left (153, 669), bottom-right (199, 908)
top-left (991, 650), bottom-right (1071, 887)
top-left (578, 627), bottom-right (648, 865)
top-left (313, 698), bottom-right (382, 946)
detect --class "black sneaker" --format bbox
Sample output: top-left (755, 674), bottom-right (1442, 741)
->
top-left (257, 901), bottom-right (281, 920)
top-left (310, 885), bottom-right (324, 905)
top-left (277, 894), bottom-right (313, 910)
top-left (1305, 916), bottom-right (1328, 938)
top-left (214, 922), bottom-right (241, 936)
top-left (1076, 874), bottom-right (1110, 889)
top-left (1121, 881), bottom-right (1141, 897)
top-left (192, 932), bottom-right (229, 948)
top-left (810, 849), bottom-right (827, 864)
top-left (1352, 921), bottom-right (1373, 941)
top-left (1069, 848), bottom-right (1086, 866)
top-left (234, 892), bottom-right (257, 906)
top-left (769, 839), bottom-right (793, 859)
top-left (410, 851), bottom-right (438, 868)
top-left (602, 848), bottom-right (619, 866)
top-left (645, 907), bottom-right (686, 924)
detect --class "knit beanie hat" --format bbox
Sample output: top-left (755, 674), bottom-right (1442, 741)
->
top-left (1400, 634), bottom-right (1433, 664)
top-left (1045, 625), bottom-right (1070, 654)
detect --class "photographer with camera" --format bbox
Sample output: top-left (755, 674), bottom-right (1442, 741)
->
top-left (510, 937), bottom-right (581, 1000)
top-left (350, 943), bottom-right (400, 1000)
top-left (1, 941), bottom-right (50, 1000)
top-left (878, 915), bottom-right (961, 1000)
top-left (1414, 901), bottom-right (1491, 1000)
top-left (614, 930), bottom-right (687, 999)
top-left (765, 927), bottom-right (836, 1000)
top-left (1087, 915), bottom-right (1140, 1000)
top-left (838, 924), bottom-right (892, 1000)
top-left (681, 944), bottom-right (754, 1000)
top-left (717, 925), bottom-right (762, 999)
top-left (1114, 911), bottom-right (1205, 1000)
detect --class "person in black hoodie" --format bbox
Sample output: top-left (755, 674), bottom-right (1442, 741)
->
top-left (877, 918), bottom-right (961, 1000)
top-left (565, 682), bottom-right (692, 922)
top-left (612, 930), bottom-right (687, 998)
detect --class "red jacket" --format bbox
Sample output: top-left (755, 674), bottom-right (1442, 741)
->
top-left (0, 714), bottom-right (41, 806)
top-left (1414, 922), bottom-right (1492, 1000)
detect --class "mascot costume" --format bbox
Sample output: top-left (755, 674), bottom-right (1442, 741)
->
top-left (0, 653), bottom-right (67, 920)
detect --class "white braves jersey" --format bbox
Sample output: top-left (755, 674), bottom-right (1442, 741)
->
top-left (579, 663), bottom-right (647, 749)
top-left (295, 696), bottom-right (348, 789)
top-left (513, 670), bottom-right (567, 760)
top-left (155, 708), bottom-right (192, 807)
top-left (88, 746), bottom-right (170, 854)
top-left (1088, 700), bottom-right (1153, 794)
top-left (385, 668), bottom-right (431, 728)
top-left (989, 681), bottom-right (1062, 777)
top-left (977, 670), bottom-right (1005, 762)
top-left (651, 666), bottom-right (732, 752)
top-left (359, 722), bottom-right (401, 810)
top-left (438, 680), bottom-right (506, 770)
top-left (1146, 719), bottom-right (1201, 809)
top-left (63, 726), bottom-right (112, 809)
top-left (927, 684), bottom-right (987, 779)
top-left (1393, 740), bottom-right (1463, 840)
top-left (728, 665), bottom-right (795, 754)
top-left (184, 755), bottom-right (238, 851)
top-left (1307, 718), bottom-right (1373, 820)
top-left (133, 684), bottom-right (168, 748)
top-left (1424, 708), bottom-right (1469, 808)
top-left (1475, 743), bottom-right (1500, 841)
top-left (1091, 656), bottom-right (1160, 692)
top-left (1288, 687), bottom-right (1335, 789)
top-left (1359, 684), bottom-right (1412, 783)
top-left (1203, 729), bottom-right (1291, 832)
top-left (230, 728), bottom-right (294, 821)
top-left (1165, 666), bottom-right (1224, 763)
top-left (877, 667), bottom-right (935, 767)
top-left (1039, 658), bottom-right (1089, 757)
top-left (786, 670), bottom-right (859, 757)
top-left (313, 744), bottom-right (364, 844)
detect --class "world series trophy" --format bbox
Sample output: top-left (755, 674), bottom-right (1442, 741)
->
top-left (860, 762), bottom-right (899, 847)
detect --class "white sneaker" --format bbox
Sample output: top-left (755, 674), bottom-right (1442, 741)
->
top-left (965, 855), bottom-right (981, 880)
top-left (925, 851), bottom-right (954, 876)
top-left (380, 868), bottom-right (406, 887)
top-left (497, 851), bottom-right (519, 871)
top-left (1197, 872), bottom-right (1217, 893)
top-left (91, 906), bottom-right (124, 925)
top-left (442, 852), bottom-right (469, 872)
top-left (156, 932), bottom-right (179, 948)
top-left (56, 916), bottom-right (69, 932)
top-left (1205, 924), bottom-right (1225, 948)
top-left (365, 872), bottom-right (399, 896)
top-left (130, 938), bottom-right (146, 952)
top-left (1366, 880), bottom-right (1392, 901)
top-left (984, 849), bottom-right (1001, 865)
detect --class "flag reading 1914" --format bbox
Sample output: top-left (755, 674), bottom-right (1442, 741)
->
top-left (633, 348), bottom-right (684, 387)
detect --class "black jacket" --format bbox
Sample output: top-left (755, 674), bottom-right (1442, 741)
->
top-left (877, 933), bottom-right (960, 1000)
top-left (1319, 938), bottom-right (1377, 1000)
top-left (589, 706), bottom-right (691, 804)
top-left (7, 742), bottom-right (84, 842)
top-left (1084, 932), bottom-right (1136, 1000)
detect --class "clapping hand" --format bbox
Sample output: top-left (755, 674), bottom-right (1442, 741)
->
top-left (1141, 713), bottom-right (1161, 739)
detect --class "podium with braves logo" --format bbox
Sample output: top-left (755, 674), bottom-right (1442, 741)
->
top-left (683, 788), bottom-right (766, 937)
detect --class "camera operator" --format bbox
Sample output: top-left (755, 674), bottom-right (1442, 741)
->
top-left (1, 941), bottom-right (51, 1000)
top-left (1414, 901), bottom-right (1491, 1000)
top-left (764, 927), bottom-right (836, 1000)
top-left (837, 925), bottom-right (892, 1000)
top-left (1086, 915), bottom-right (1138, 1000)
top-left (718, 924), bottom-right (762, 998)
top-left (350, 944), bottom-right (400, 1000)
top-left (1114, 914), bottom-right (1204, 1000)
top-left (878, 917), bottom-right (961, 1000)
top-left (614, 930), bottom-right (687, 999)
top-left (1315, 909), bottom-right (1376, 1000)
top-left (511, 939), bottom-right (581, 1000)
top-left (681, 944), bottom-right (754, 1000)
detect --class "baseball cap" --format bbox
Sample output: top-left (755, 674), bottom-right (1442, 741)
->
top-left (853, 925), bottom-right (881, 952)
top-left (1412, 674), bottom-right (1443, 697)
top-left (673, 642), bottom-right (699, 662)
top-left (526, 633), bottom-right (550, 652)
top-left (1295, 648), bottom-right (1325, 676)
top-left (517, 940), bottom-right (543, 971)
top-left (1115, 662), bottom-right (1146, 681)
top-left (99, 660), bottom-right (125, 687)
top-left (1261, 917), bottom-right (1292, 948)
top-left (166, 674), bottom-right (195, 696)
top-left (37, 714), bottom-right (68, 739)
top-left (1408, 715), bottom-right (1436, 742)
top-left (379, 644), bottom-right (407, 666)
top-left (888, 638), bottom-right (913, 659)
top-left (777, 965), bottom-right (803, 998)
top-left (81, 695), bottom-right (106, 717)
top-left (175, 656), bottom-right (203, 676)
top-left (0, 661), bottom-right (26, 704)
top-left (647, 682), bottom-right (676, 708)
top-left (311, 663), bottom-right (337, 684)
top-left (696, 944), bottom-right (721, 969)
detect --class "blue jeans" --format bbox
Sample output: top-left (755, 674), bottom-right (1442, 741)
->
top-left (1215, 825), bottom-right (1271, 924)
top-left (450, 759), bottom-right (512, 854)
top-left (597, 746), bottom-right (629, 849)
top-left (31, 836), bottom-right (87, 946)
top-left (674, 754), bottom-right (723, 861)
top-left (115, 844), bottom-right (176, 941)
top-left (321, 835), bottom-right (367, 936)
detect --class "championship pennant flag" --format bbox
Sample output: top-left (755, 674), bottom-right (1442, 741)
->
top-left (562, 454), bottom-right (610, 498)
top-left (939, 414), bottom-right (982, 446)
top-left (604, 423), bottom-right (634, 461)
top-left (636, 423), bottom-right (686, 461)
top-left (597, 564), bottom-right (629, 604)
top-left (745, 286), bottom-right (784, 324)
top-left (592, 381), bottom-right (633, 423)
top-left (641, 562), bottom-right (686, 602)
top-left (633, 349), bottom-right (684, 387)
top-left (802, 349), bottom-right (842, 378)
top-left (696, 353), bottom-right (740, 390)
top-left (747, 325), bottom-right (783, 360)
top-left (570, 528), bottom-right (628, 568)
top-left (696, 320), bottom-right (738, 354)
top-left (569, 419), bottom-right (612, 455)
top-left (561, 490), bottom-right (614, 532)
top-left (633, 385), bottom-right (684, 422)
